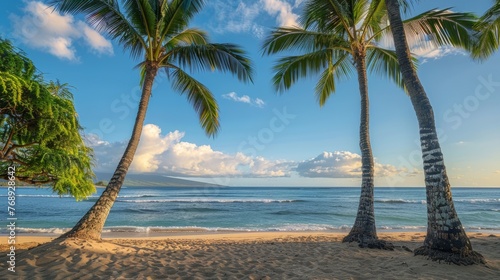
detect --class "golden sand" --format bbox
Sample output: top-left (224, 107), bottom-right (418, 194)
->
top-left (1, 232), bottom-right (499, 279)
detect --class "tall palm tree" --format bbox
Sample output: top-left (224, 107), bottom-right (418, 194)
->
top-left (384, 0), bottom-right (485, 265)
top-left (263, 0), bottom-right (477, 248)
top-left (474, 0), bottom-right (500, 59)
top-left (50, 0), bottom-right (253, 240)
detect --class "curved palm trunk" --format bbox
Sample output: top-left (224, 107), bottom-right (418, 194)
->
top-left (385, 0), bottom-right (484, 265)
top-left (343, 50), bottom-right (392, 249)
top-left (59, 63), bottom-right (159, 240)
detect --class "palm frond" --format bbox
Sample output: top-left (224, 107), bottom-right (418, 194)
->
top-left (361, 0), bottom-right (386, 40)
top-left (125, 0), bottom-right (156, 38)
top-left (262, 27), bottom-right (350, 55)
top-left (49, 0), bottom-right (146, 59)
top-left (301, 0), bottom-right (353, 38)
top-left (169, 43), bottom-right (253, 83)
top-left (473, 0), bottom-right (500, 59)
top-left (400, 9), bottom-right (478, 52)
top-left (159, 0), bottom-right (204, 42)
top-left (353, 0), bottom-right (371, 26)
top-left (366, 46), bottom-right (417, 93)
top-left (170, 68), bottom-right (219, 137)
top-left (272, 49), bottom-right (335, 93)
top-left (167, 28), bottom-right (209, 47)
top-left (315, 53), bottom-right (353, 106)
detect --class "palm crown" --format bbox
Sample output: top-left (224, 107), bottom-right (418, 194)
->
top-left (262, 0), bottom-right (476, 104)
top-left (52, 0), bottom-right (253, 136)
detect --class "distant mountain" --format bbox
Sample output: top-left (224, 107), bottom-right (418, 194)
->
top-left (94, 172), bottom-right (223, 187)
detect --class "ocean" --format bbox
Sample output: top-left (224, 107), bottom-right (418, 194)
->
top-left (2, 186), bottom-right (499, 235)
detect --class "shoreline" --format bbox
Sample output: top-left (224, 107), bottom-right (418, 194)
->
top-left (1, 231), bottom-right (499, 279)
top-left (2, 230), bottom-right (498, 245)
top-left (4, 227), bottom-right (500, 242)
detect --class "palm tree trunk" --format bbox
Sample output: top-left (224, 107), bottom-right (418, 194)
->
top-left (343, 50), bottom-right (392, 249)
top-left (59, 63), bottom-right (159, 240)
top-left (385, 0), bottom-right (484, 265)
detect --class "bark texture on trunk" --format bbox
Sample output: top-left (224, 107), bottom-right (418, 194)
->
top-left (58, 64), bottom-right (159, 240)
top-left (342, 49), bottom-right (392, 250)
top-left (385, 0), bottom-right (484, 265)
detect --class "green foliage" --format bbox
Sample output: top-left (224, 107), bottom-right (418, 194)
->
top-left (473, 0), bottom-right (500, 59)
top-left (400, 9), bottom-right (477, 53)
top-left (0, 38), bottom-right (95, 200)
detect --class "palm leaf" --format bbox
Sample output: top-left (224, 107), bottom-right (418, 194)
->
top-left (125, 0), bottom-right (156, 38)
top-left (366, 46), bottom-right (417, 92)
top-left (302, 0), bottom-right (353, 37)
top-left (158, 0), bottom-right (204, 42)
top-left (272, 49), bottom-right (334, 92)
top-left (361, 0), bottom-right (386, 40)
top-left (473, 0), bottom-right (500, 59)
top-left (400, 9), bottom-right (477, 52)
top-left (262, 27), bottom-right (350, 55)
top-left (170, 68), bottom-right (219, 136)
top-left (169, 44), bottom-right (253, 83)
top-left (315, 53), bottom-right (353, 106)
top-left (50, 0), bottom-right (146, 59)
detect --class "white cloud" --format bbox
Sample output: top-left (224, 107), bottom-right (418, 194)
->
top-left (130, 125), bottom-right (184, 172)
top-left (206, 0), bottom-right (300, 38)
top-left (207, 1), bottom-right (264, 38)
top-left (295, 151), bottom-right (408, 178)
top-left (261, 0), bottom-right (299, 27)
top-left (77, 22), bottom-right (113, 55)
top-left (87, 126), bottom-right (418, 181)
top-left (410, 44), bottom-right (465, 63)
top-left (10, 1), bottom-right (113, 61)
top-left (88, 124), bottom-right (287, 177)
top-left (222, 92), bottom-right (266, 108)
top-left (255, 98), bottom-right (266, 107)
top-left (293, 0), bottom-right (305, 8)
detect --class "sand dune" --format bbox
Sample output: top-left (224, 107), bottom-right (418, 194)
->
top-left (1, 232), bottom-right (499, 279)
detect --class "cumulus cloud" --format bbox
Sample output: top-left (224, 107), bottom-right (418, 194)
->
top-left (88, 124), bottom-right (287, 177)
top-left (222, 92), bottom-right (266, 108)
top-left (10, 1), bottom-right (113, 61)
top-left (130, 125), bottom-right (184, 172)
top-left (410, 43), bottom-right (465, 63)
top-left (206, 0), bottom-right (300, 38)
top-left (295, 151), bottom-right (408, 178)
top-left (261, 0), bottom-right (299, 27)
top-left (87, 125), bottom-right (418, 181)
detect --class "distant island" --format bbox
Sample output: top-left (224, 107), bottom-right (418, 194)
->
top-left (0, 173), bottom-right (223, 188)
top-left (94, 172), bottom-right (224, 188)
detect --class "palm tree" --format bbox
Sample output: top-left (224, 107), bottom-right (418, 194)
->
top-left (263, 0), bottom-right (476, 249)
top-left (384, 0), bottom-right (485, 265)
top-left (47, 79), bottom-right (75, 100)
top-left (50, 0), bottom-right (253, 240)
top-left (473, 0), bottom-right (500, 59)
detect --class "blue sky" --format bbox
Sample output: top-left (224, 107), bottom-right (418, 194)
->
top-left (1, 0), bottom-right (499, 187)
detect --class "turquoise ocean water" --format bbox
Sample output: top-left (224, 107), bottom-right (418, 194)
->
top-left (2, 187), bottom-right (499, 235)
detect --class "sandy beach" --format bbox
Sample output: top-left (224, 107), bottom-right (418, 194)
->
top-left (1, 232), bottom-right (499, 279)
